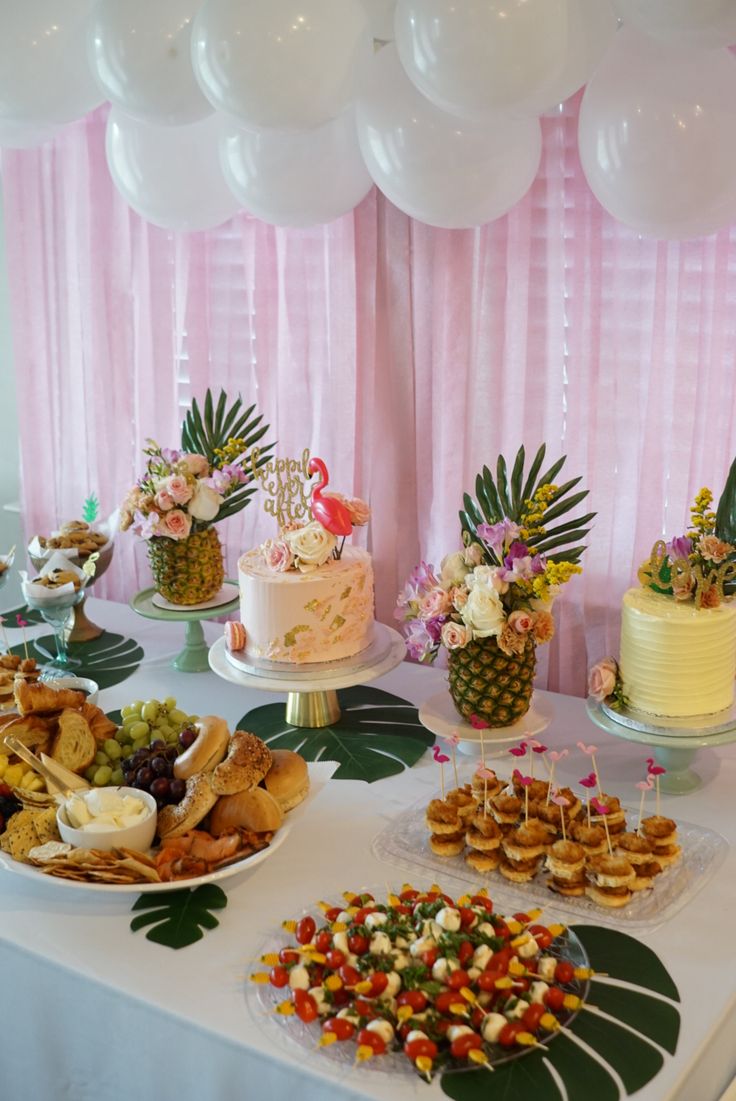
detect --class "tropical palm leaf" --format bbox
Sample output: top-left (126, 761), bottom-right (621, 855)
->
top-left (180, 388), bottom-right (275, 470)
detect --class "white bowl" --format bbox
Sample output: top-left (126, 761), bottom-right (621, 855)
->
top-left (42, 676), bottom-right (99, 706)
top-left (57, 787), bottom-right (157, 853)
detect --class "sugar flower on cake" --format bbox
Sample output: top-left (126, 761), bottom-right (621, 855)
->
top-left (395, 445), bottom-right (593, 665)
top-left (285, 521), bottom-right (337, 572)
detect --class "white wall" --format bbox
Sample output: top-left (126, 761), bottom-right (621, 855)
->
top-left (0, 182), bottom-right (24, 609)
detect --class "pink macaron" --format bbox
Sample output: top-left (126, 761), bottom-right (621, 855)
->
top-left (224, 620), bottom-right (246, 652)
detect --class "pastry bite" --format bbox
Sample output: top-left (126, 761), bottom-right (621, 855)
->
top-left (465, 811), bottom-right (502, 852)
top-left (630, 860), bottom-right (662, 891)
top-left (471, 769), bottom-right (503, 801)
top-left (498, 853), bottom-right (539, 883)
top-left (585, 853), bottom-right (636, 908)
top-left (545, 839), bottom-right (587, 897)
top-left (570, 820), bottom-right (608, 857)
top-left (425, 798), bottom-right (462, 836)
top-left (446, 784), bottom-right (476, 822)
top-left (615, 831), bottom-right (655, 865)
top-left (429, 830), bottom-right (465, 857)
top-left (511, 776), bottom-right (549, 802)
top-left (465, 848), bottom-right (501, 872)
top-left (640, 815), bottom-right (678, 846)
top-left (590, 793), bottom-right (627, 833)
top-left (489, 792), bottom-right (522, 825)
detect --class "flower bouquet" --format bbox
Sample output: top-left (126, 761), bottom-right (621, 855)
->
top-left (120, 390), bottom-right (273, 605)
top-left (396, 445), bottom-right (594, 727)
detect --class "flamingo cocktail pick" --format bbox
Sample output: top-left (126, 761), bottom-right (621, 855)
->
top-left (577, 741), bottom-right (603, 798)
top-left (514, 769), bottom-right (533, 823)
top-left (308, 458), bottom-right (353, 547)
top-left (509, 741), bottom-right (527, 764)
top-left (635, 777), bottom-right (654, 835)
top-left (591, 796), bottom-right (613, 855)
top-left (476, 765), bottom-right (496, 816)
top-left (550, 789), bottom-right (570, 841)
top-left (579, 771), bottom-right (597, 827)
top-left (16, 614), bottom-right (29, 662)
top-left (646, 757), bottom-right (667, 817)
top-left (443, 731), bottom-right (461, 790)
top-left (546, 749), bottom-right (568, 803)
top-left (433, 745), bottom-right (450, 800)
top-left (469, 714), bottom-right (489, 764)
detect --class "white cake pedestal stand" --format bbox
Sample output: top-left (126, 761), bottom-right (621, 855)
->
top-left (418, 689), bottom-right (552, 757)
top-left (208, 623), bottom-right (406, 728)
top-left (586, 698), bottom-right (736, 794)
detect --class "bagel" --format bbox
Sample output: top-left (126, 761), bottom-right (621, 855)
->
top-left (210, 730), bottom-right (272, 795)
top-left (173, 716), bottom-right (230, 780)
top-left (263, 750), bottom-right (309, 812)
top-left (209, 787), bottom-right (283, 837)
top-left (157, 772), bottom-right (218, 840)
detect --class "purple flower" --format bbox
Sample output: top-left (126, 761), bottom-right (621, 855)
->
top-left (424, 615), bottom-right (447, 644)
top-left (476, 519), bottom-right (521, 556)
top-left (404, 619), bottom-right (437, 662)
top-left (160, 448), bottom-right (180, 464)
top-left (132, 509), bottom-right (160, 540)
top-left (221, 462), bottom-right (249, 485)
top-left (207, 469), bottom-right (233, 494)
top-left (666, 535), bottom-right (693, 561)
top-left (396, 561), bottom-right (440, 612)
top-left (499, 543), bottom-right (539, 583)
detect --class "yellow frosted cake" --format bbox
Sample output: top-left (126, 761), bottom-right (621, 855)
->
top-left (237, 545), bottom-right (374, 664)
top-left (619, 587), bottom-right (736, 718)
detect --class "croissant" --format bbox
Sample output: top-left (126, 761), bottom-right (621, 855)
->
top-left (14, 681), bottom-right (85, 716)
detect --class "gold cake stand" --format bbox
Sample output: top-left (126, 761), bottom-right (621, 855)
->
top-left (208, 624), bottom-right (406, 728)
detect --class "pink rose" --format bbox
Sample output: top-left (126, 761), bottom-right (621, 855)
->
top-left (263, 539), bottom-right (293, 572)
top-left (441, 621), bottom-right (471, 650)
top-left (450, 585), bottom-right (468, 611)
top-left (672, 572), bottom-right (695, 601)
top-left (346, 496), bottom-right (370, 526)
top-left (588, 657), bottom-right (617, 701)
top-left (463, 542), bottom-right (484, 567)
top-left (154, 490), bottom-right (175, 512)
top-left (698, 534), bottom-right (732, 563)
top-left (161, 509), bottom-right (192, 541)
top-left (179, 453), bottom-right (210, 477)
top-left (508, 610), bottom-right (533, 634)
top-left (418, 587), bottom-right (452, 621)
top-left (166, 474), bottom-right (193, 505)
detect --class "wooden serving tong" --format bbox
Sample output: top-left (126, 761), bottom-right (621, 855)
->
top-left (3, 734), bottom-right (90, 799)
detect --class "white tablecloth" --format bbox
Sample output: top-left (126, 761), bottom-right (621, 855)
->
top-left (1, 597), bottom-right (735, 1101)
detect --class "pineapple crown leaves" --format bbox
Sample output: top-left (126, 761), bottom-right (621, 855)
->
top-left (180, 388), bottom-right (276, 522)
top-left (460, 444), bottom-right (595, 564)
top-left (82, 494), bottom-right (99, 524)
top-left (713, 456), bottom-right (736, 594)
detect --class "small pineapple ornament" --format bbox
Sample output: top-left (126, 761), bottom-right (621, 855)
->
top-left (147, 526), bottom-right (224, 605)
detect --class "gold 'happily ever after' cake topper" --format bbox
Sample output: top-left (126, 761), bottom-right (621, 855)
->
top-left (250, 448), bottom-right (313, 528)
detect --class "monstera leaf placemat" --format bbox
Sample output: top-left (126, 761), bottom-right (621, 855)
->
top-left (1, 604), bottom-right (44, 626)
top-left (130, 885), bottom-right (228, 949)
top-left (441, 926), bottom-right (680, 1101)
top-left (239, 686), bottom-right (433, 782)
top-left (11, 631), bottom-right (144, 689)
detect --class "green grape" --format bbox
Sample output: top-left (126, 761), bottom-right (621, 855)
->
top-left (164, 696), bottom-right (177, 711)
top-left (141, 700), bottom-right (161, 723)
top-left (120, 705), bottom-right (136, 719)
top-left (110, 768), bottom-right (124, 786)
top-left (168, 708), bottom-right (188, 725)
top-left (84, 765), bottom-right (98, 783)
top-left (130, 699), bottom-right (144, 711)
top-left (129, 721), bottom-right (150, 740)
top-left (156, 723), bottom-right (173, 738)
top-left (122, 715), bottom-right (140, 730)
top-left (93, 765), bottom-right (112, 786)
top-left (132, 738), bottom-right (149, 753)
top-left (188, 715), bottom-right (199, 724)
top-left (94, 750), bottom-right (110, 767)
top-left (104, 739), bottom-right (122, 761)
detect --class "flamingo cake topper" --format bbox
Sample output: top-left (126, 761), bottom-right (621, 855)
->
top-left (308, 457), bottom-right (353, 538)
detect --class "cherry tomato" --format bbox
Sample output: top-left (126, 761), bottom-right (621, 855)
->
top-left (325, 906), bottom-right (343, 922)
top-left (420, 947), bottom-right (438, 969)
top-left (393, 904), bottom-right (412, 916)
top-left (555, 961), bottom-right (575, 985)
top-left (325, 949), bottom-right (345, 970)
top-left (367, 972), bottom-right (389, 997)
top-left (279, 949), bottom-right (300, 966)
top-left (522, 1003), bottom-right (546, 1031)
top-left (514, 977), bottom-right (530, 993)
top-left (322, 1017), bottom-right (355, 1041)
top-left (339, 963), bottom-right (361, 987)
top-left (458, 940), bottom-right (474, 967)
top-left (450, 1032), bottom-right (483, 1059)
top-left (295, 916), bottom-right (316, 945)
top-left (354, 998), bottom-right (378, 1019)
top-left (434, 1018), bottom-right (452, 1037)
top-left (354, 906), bottom-right (376, 925)
top-left (514, 912), bottom-right (531, 924)
top-left (348, 933), bottom-right (370, 956)
top-left (404, 1037), bottom-right (438, 1061)
top-left (310, 965), bottom-right (325, 985)
top-left (435, 990), bottom-right (463, 1014)
top-left (544, 986), bottom-right (566, 1012)
top-left (397, 990), bottom-right (428, 1013)
top-left (293, 990), bottom-right (318, 1023)
top-left (314, 930), bottom-right (332, 953)
top-left (447, 969), bottom-right (471, 991)
top-left (331, 988), bottom-right (350, 1007)
top-left (471, 894), bottom-right (494, 913)
top-left (471, 1007), bottom-right (486, 1030)
top-left (399, 889), bottom-right (419, 902)
top-left (498, 1021), bottom-right (524, 1048)
top-left (489, 948), bottom-right (512, 974)
top-left (477, 969), bottom-right (504, 992)
top-left (459, 908), bottom-right (476, 930)
top-left (269, 965), bottom-right (289, 988)
top-left (494, 920), bottom-right (511, 939)
top-left (356, 1028), bottom-right (386, 1055)
top-left (529, 924), bottom-right (553, 950)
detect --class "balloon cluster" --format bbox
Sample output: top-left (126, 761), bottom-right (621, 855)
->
top-left (1, 0), bottom-right (736, 238)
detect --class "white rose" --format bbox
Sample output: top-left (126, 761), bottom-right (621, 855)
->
top-left (188, 481), bottom-right (223, 521)
top-left (463, 542), bottom-right (484, 567)
top-left (440, 551), bottom-right (469, 588)
top-left (466, 565), bottom-right (496, 589)
top-left (285, 521), bottom-right (337, 570)
top-left (461, 584), bottom-right (505, 638)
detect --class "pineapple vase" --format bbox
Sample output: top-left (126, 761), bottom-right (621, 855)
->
top-left (447, 635), bottom-right (537, 728)
top-left (147, 526), bottom-right (224, 605)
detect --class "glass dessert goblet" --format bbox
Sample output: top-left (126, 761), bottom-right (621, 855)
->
top-left (26, 588), bottom-right (85, 680)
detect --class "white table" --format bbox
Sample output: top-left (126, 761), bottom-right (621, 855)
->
top-left (1, 597), bottom-right (735, 1101)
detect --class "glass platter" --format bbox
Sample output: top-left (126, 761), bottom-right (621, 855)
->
top-left (248, 883), bottom-right (590, 1081)
top-left (371, 794), bottom-right (728, 934)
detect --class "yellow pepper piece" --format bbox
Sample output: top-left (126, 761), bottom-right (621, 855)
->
top-left (305, 951), bottom-right (326, 965)
top-left (342, 890), bottom-right (359, 903)
top-left (397, 1006), bottom-right (414, 1023)
top-left (0, 754), bottom-right (7, 776)
top-left (356, 1045), bottom-right (374, 1063)
top-left (506, 919), bottom-right (523, 936)
top-left (548, 923), bottom-right (566, 937)
top-left (324, 975), bottom-right (342, 992)
top-left (540, 1013), bottom-right (560, 1032)
top-left (450, 1002), bottom-right (468, 1016)
top-left (415, 1055), bottom-right (434, 1077)
top-left (387, 893), bottom-right (401, 907)
top-left (515, 1031), bottom-right (538, 1046)
top-left (401, 882), bottom-right (414, 893)
top-left (354, 980), bottom-right (372, 996)
top-left (331, 922), bottom-right (348, 933)
top-left (317, 900), bottom-right (333, 913)
top-left (459, 987), bottom-right (477, 1005)
top-left (281, 920), bottom-right (297, 933)
top-left (508, 958), bottom-right (527, 976)
top-left (527, 908), bottom-right (543, 921)
top-left (563, 994), bottom-right (582, 1011)
top-left (260, 953), bottom-right (280, 966)
top-left (429, 883), bottom-right (443, 894)
top-left (476, 887), bottom-right (489, 897)
top-left (575, 967), bottom-right (594, 980)
top-left (494, 977), bottom-right (514, 990)
top-left (468, 1049), bottom-right (489, 1065)
top-left (511, 934), bottom-right (531, 950)
top-left (457, 894), bottom-right (472, 907)
top-left (276, 1001), bottom-right (296, 1016)
top-left (250, 972), bottom-right (270, 984)
top-left (319, 1033), bottom-right (338, 1047)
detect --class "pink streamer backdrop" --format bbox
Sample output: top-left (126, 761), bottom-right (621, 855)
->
top-left (4, 97), bottom-right (736, 696)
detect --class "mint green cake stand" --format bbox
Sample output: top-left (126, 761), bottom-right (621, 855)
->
top-left (131, 583), bottom-right (239, 672)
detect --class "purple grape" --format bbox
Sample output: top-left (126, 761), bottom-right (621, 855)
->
top-left (150, 756), bottom-right (169, 776)
top-left (178, 726), bottom-right (198, 750)
top-left (169, 779), bottom-right (186, 803)
top-left (136, 766), bottom-right (154, 788)
top-left (150, 776), bottom-right (170, 799)
top-left (149, 739), bottom-right (166, 751)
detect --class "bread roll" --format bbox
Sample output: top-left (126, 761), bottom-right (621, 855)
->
top-left (263, 750), bottom-right (309, 812)
top-left (209, 787), bottom-right (283, 837)
top-left (173, 716), bottom-right (230, 780)
top-left (210, 730), bottom-right (272, 795)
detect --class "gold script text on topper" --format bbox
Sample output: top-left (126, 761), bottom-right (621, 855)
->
top-left (250, 448), bottom-right (313, 528)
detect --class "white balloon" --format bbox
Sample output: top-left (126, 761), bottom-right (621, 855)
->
top-left (524, 0), bottom-right (619, 115)
top-left (106, 109), bottom-right (241, 232)
top-left (361, 0), bottom-right (395, 40)
top-left (579, 28), bottom-right (736, 239)
top-left (394, 0), bottom-right (568, 117)
top-left (89, 0), bottom-right (212, 125)
top-left (0, 118), bottom-right (58, 149)
top-left (615, 0), bottom-right (736, 50)
top-left (0, 0), bottom-right (103, 126)
top-left (221, 110), bottom-right (372, 227)
top-left (192, 0), bottom-right (373, 130)
top-left (356, 45), bottom-right (541, 229)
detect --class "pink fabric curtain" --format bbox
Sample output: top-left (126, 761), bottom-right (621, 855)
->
top-left (4, 97), bottom-right (736, 696)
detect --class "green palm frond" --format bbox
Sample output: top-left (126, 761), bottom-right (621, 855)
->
top-left (180, 388), bottom-right (274, 471)
top-left (460, 444), bottom-right (595, 562)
